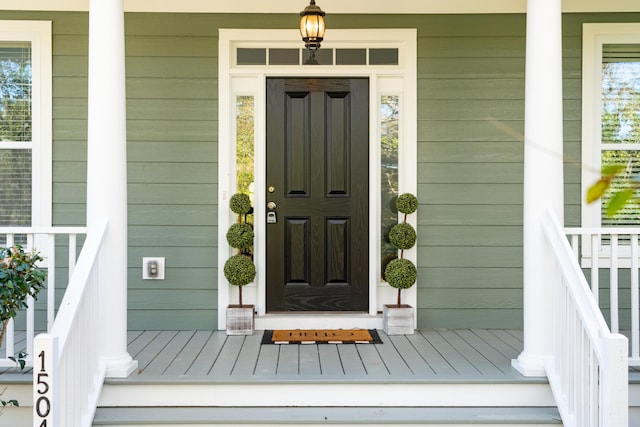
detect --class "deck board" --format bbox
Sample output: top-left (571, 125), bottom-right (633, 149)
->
top-left (144, 331), bottom-right (196, 375)
top-left (136, 331), bottom-right (179, 374)
top-left (231, 333), bottom-right (263, 376)
top-left (455, 329), bottom-right (512, 373)
top-left (210, 335), bottom-right (244, 377)
top-left (299, 344), bottom-right (321, 375)
top-left (318, 345), bottom-right (344, 376)
top-left (164, 330), bottom-right (213, 376)
top-left (336, 344), bottom-right (367, 377)
top-left (406, 332), bottom-right (455, 375)
top-left (375, 331), bottom-right (413, 376)
top-left (419, 330), bottom-right (478, 376)
top-left (277, 344), bottom-right (300, 376)
top-left (385, 334), bottom-right (435, 376)
top-left (186, 331), bottom-right (227, 376)
top-left (254, 341), bottom-right (280, 376)
top-left (355, 343), bottom-right (389, 376)
top-left (436, 330), bottom-right (502, 376)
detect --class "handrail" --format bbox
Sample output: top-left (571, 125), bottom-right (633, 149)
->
top-left (0, 226), bottom-right (86, 367)
top-left (543, 211), bottom-right (628, 426)
top-left (33, 219), bottom-right (108, 427)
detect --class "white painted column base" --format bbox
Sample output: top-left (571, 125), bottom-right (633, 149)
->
top-left (103, 354), bottom-right (139, 378)
top-left (512, 353), bottom-right (549, 377)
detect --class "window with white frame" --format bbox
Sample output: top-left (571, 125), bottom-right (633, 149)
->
top-left (0, 21), bottom-right (52, 242)
top-left (582, 24), bottom-right (640, 229)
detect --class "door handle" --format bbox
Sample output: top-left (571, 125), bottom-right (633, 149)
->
top-left (267, 201), bottom-right (277, 223)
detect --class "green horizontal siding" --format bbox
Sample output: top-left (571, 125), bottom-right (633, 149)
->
top-left (2, 9), bottom-right (638, 330)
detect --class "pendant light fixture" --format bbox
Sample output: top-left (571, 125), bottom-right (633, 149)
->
top-left (299, 0), bottom-right (326, 64)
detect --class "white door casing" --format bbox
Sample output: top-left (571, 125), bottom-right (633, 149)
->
top-left (218, 29), bottom-right (417, 330)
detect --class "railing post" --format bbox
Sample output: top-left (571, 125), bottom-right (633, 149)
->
top-left (600, 334), bottom-right (628, 426)
top-left (33, 334), bottom-right (58, 427)
top-left (46, 233), bottom-right (56, 331)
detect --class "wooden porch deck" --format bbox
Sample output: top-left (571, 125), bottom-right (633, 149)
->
top-left (1, 329), bottom-right (534, 381)
top-left (123, 329), bottom-right (533, 381)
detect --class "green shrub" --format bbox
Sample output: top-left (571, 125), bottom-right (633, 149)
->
top-left (226, 223), bottom-right (254, 250)
top-left (224, 254), bottom-right (256, 287)
top-left (0, 246), bottom-right (46, 348)
top-left (229, 193), bottom-right (252, 215)
top-left (396, 193), bottom-right (418, 215)
top-left (384, 258), bottom-right (417, 290)
top-left (388, 223), bottom-right (416, 250)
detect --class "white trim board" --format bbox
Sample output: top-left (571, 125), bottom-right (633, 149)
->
top-left (2, 0), bottom-right (640, 13)
top-left (218, 28), bottom-right (417, 330)
top-left (581, 23), bottom-right (640, 230)
top-left (0, 21), bottom-right (52, 231)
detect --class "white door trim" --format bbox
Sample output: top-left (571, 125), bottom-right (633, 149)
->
top-left (218, 28), bottom-right (417, 330)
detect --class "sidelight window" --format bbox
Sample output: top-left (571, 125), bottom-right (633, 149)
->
top-left (380, 95), bottom-right (399, 277)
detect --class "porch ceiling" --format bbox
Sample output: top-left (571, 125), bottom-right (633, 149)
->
top-left (2, 0), bottom-right (640, 14)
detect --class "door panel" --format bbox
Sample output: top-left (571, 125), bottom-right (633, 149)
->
top-left (266, 77), bottom-right (369, 312)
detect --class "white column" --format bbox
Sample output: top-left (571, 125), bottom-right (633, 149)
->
top-left (87, 0), bottom-right (137, 377)
top-left (513, 0), bottom-right (564, 376)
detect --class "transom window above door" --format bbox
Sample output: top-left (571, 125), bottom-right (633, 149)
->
top-left (236, 47), bottom-right (399, 66)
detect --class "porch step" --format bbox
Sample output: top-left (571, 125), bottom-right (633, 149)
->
top-left (94, 380), bottom-right (561, 426)
top-left (93, 406), bottom-right (563, 426)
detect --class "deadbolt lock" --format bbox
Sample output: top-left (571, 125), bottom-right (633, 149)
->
top-left (268, 186), bottom-right (276, 193)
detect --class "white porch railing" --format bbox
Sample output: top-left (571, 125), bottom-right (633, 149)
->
top-left (565, 225), bottom-right (640, 366)
top-left (543, 211), bottom-right (628, 427)
top-left (33, 219), bottom-right (107, 427)
top-left (0, 226), bottom-right (86, 368)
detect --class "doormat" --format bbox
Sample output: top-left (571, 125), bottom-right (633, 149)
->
top-left (261, 329), bottom-right (382, 344)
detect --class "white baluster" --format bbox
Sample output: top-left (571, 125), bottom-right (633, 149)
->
top-left (632, 234), bottom-right (639, 361)
top-left (591, 234), bottom-right (599, 303)
top-left (610, 234), bottom-right (619, 333)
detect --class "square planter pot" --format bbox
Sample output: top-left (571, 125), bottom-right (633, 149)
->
top-left (383, 304), bottom-right (414, 335)
top-left (226, 304), bottom-right (254, 336)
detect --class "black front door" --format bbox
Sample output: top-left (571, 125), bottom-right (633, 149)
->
top-left (265, 78), bottom-right (369, 312)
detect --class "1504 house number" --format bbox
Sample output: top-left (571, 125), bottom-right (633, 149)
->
top-left (35, 350), bottom-right (51, 426)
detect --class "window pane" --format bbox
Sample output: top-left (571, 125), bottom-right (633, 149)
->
top-left (0, 43), bottom-right (31, 142)
top-left (0, 149), bottom-right (31, 226)
top-left (601, 61), bottom-right (640, 144)
top-left (236, 96), bottom-right (255, 198)
top-left (237, 48), bottom-right (266, 65)
top-left (380, 95), bottom-right (399, 279)
top-left (601, 149), bottom-right (640, 226)
top-left (303, 49), bottom-right (333, 65)
top-left (269, 49), bottom-right (299, 65)
top-left (336, 49), bottom-right (366, 65)
top-left (370, 48), bottom-right (399, 65)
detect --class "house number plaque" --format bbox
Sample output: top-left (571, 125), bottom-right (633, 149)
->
top-left (35, 350), bottom-right (52, 426)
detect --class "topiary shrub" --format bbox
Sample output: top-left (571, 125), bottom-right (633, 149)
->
top-left (229, 193), bottom-right (252, 216)
top-left (396, 193), bottom-right (418, 215)
top-left (388, 223), bottom-right (416, 251)
top-left (385, 193), bottom-right (418, 306)
top-left (226, 193), bottom-right (255, 307)
top-left (226, 223), bottom-right (254, 251)
top-left (384, 258), bottom-right (417, 290)
top-left (224, 254), bottom-right (256, 288)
